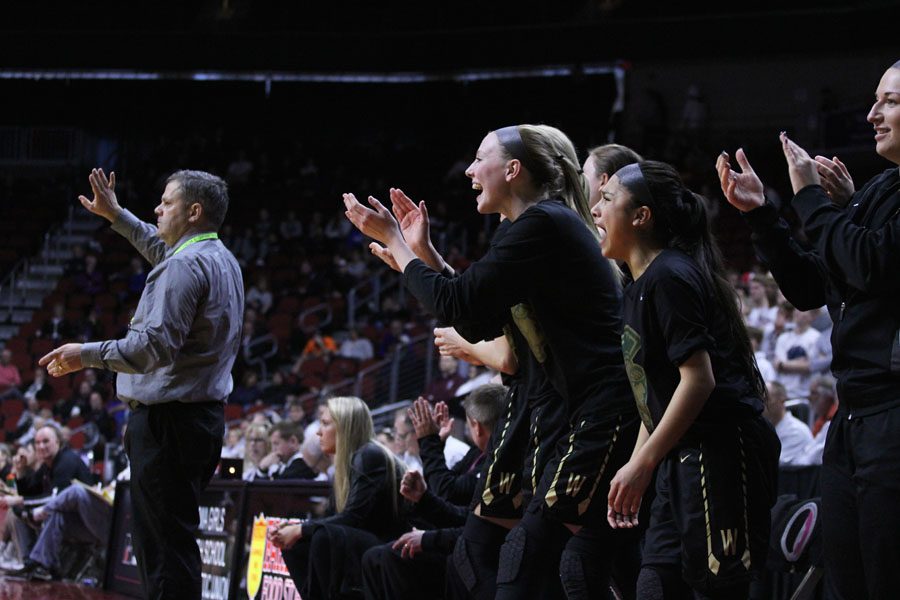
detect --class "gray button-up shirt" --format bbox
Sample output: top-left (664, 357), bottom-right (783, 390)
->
top-left (81, 209), bottom-right (244, 405)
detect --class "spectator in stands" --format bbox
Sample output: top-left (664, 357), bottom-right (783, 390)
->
top-left (220, 427), bottom-right (244, 460)
top-left (392, 408), bottom-right (422, 472)
top-left (64, 244), bottom-right (86, 277)
top-left (301, 329), bottom-right (338, 361)
top-left (0, 441), bottom-right (36, 570)
top-left (300, 434), bottom-right (332, 482)
top-left (226, 149), bottom-right (254, 185)
top-left (774, 307), bottom-right (821, 399)
top-left (0, 349), bottom-right (22, 399)
top-left (747, 326), bottom-right (777, 383)
top-left (38, 303), bottom-right (73, 344)
top-left (745, 273), bottom-right (779, 329)
top-left (761, 301), bottom-right (793, 362)
top-left (15, 464), bottom-right (126, 582)
top-left (809, 374), bottom-right (838, 440)
top-left (255, 208), bottom-right (273, 239)
top-left (55, 380), bottom-right (92, 421)
top-left (279, 210), bottom-right (304, 241)
top-left (246, 274), bottom-right (274, 315)
top-left (125, 257), bottom-right (148, 298)
top-left (422, 355), bottom-right (466, 405)
top-left (377, 319), bottom-right (410, 358)
top-left (229, 370), bottom-right (261, 408)
top-left (268, 396), bottom-right (408, 599)
top-left (260, 371), bottom-right (293, 407)
top-left (15, 406), bottom-right (53, 446)
top-left (339, 327), bottom-right (374, 362)
top-left (74, 254), bottom-right (104, 296)
top-left (454, 363), bottom-right (496, 398)
top-left (324, 208), bottom-right (353, 247)
top-left (22, 368), bottom-right (52, 404)
top-left (74, 307), bottom-right (102, 343)
top-left (284, 396), bottom-right (309, 429)
top-left (255, 421), bottom-right (315, 480)
top-left (0, 444), bottom-right (11, 481)
top-left (764, 381), bottom-right (813, 466)
top-left (1, 425), bottom-right (92, 577)
top-left (242, 423), bottom-right (271, 482)
top-left (303, 398), bottom-right (328, 444)
top-left (83, 391), bottom-right (116, 443)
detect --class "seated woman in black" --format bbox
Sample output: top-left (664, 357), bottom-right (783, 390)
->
top-left (268, 395), bottom-right (407, 599)
top-left (594, 161), bottom-right (780, 599)
top-left (343, 124), bottom-right (640, 599)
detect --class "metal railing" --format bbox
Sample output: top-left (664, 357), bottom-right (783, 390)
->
top-left (294, 332), bottom-right (436, 410)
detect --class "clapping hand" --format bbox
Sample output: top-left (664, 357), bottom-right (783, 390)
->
top-left (814, 155), bottom-right (854, 206)
top-left (389, 188), bottom-right (432, 253)
top-left (780, 132), bottom-right (822, 194)
top-left (716, 149), bottom-right (766, 212)
top-left (408, 397), bottom-right (439, 439)
top-left (343, 193), bottom-right (403, 247)
top-left (433, 401), bottom-right (454, 443)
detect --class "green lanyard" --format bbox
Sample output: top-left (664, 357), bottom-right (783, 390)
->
top-left (173, 232), bottom-right (219, 255)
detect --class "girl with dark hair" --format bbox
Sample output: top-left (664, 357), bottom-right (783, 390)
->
top-left (344, 124), bottom-right (640, 599)
top-left (593, 161), bottom-right (780, 599)
top-left (583, 144), bottom-right (645, 210)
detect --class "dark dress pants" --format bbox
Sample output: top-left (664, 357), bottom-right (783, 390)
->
top-left (126, 401), bottom-right (224, 600)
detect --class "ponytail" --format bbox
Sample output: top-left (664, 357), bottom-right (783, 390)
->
top-left (498, 124), bottom-right (597, 241)
top-left (618, 161), bottom-right (765, 400)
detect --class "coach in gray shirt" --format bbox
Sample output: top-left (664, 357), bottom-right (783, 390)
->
top-left (41, 168), bottom-right (243, 600)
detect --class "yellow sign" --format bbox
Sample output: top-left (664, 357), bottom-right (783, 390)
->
top-left (247, 514), bottom-right (268, 599)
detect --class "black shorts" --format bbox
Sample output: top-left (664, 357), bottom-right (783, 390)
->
top-left (472, 384), bottom-right (533, 518)
top-left (529, 405), bottom-right (640, 528)
top-left (521, 391), bottom-right (570, 508)
top-left (642, 415), bottom-right (780, 593)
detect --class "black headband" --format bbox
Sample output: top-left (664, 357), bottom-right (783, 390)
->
top-left (615, 163), bottom-right (653, 207)
top-left (494, 125), bottom-right (542, 176)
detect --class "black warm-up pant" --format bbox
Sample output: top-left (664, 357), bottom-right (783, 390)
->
top-left (282, 523), bottom-right (387, 599)
top-left (361, 543), bottom-right (448, 600)
top-left (444, 515), bottom-right (510, 600)
top-left (125, 401), bottom-right (224, 600)
top-left (821, 404), bottom-right (900, 600)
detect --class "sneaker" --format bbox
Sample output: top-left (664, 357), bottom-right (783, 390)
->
top-left (0, 542), bottom-right (23, 572)
top-left (6, 559), bottom-right (56, 581)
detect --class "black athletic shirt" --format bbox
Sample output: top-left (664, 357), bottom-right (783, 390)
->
top-left (621, 249), bottom-right (763, 431)
top-left (403, 198), bottom-right (633, 417)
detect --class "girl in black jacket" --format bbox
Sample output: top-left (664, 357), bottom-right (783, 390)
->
top-left (269, 396), bottom-right (407, 599)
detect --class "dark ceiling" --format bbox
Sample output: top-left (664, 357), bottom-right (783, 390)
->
top-left (2, 0), bottom-right (897, 72)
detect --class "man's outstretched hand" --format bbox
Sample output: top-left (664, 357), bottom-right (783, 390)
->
top-left (79, 168), bottom-right (123, 223)
top-left (39, 343), bottom-right (84, 377)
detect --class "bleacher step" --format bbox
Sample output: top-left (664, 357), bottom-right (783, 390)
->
top-left (28, 264), bottom-right (64, 277)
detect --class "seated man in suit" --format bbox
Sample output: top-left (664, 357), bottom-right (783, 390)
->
top-left (254, 421), bottom-right (316, 480)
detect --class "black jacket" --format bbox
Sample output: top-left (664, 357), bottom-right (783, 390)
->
top-left (419, 434), bottom-right (481, 506)
top-left (272, 456), bottom-right (317, 481)
top-left (744, 170), bottom-right (900, 412)
top-left (303, 442), bottom-right (408, 542)
top-left (16, 447), bottom-right (93, 497)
